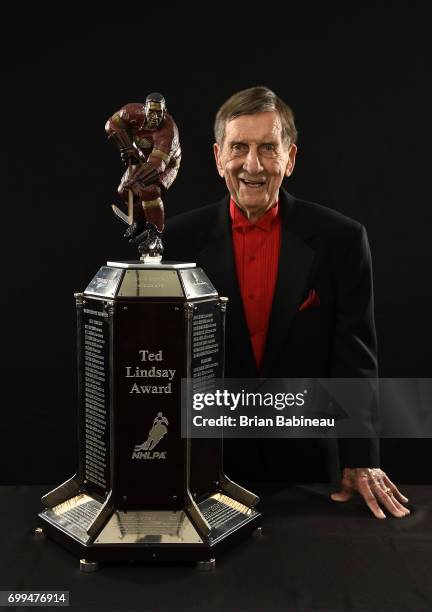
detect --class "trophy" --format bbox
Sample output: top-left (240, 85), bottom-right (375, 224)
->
top-left (37, 94), bottom-right (261, 570)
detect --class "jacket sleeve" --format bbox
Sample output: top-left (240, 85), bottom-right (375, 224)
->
top-left (331, 224), bottom-right (380, 468)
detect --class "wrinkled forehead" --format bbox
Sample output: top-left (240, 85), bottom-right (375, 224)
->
top-left (224, 111), bottom-right (283, 143)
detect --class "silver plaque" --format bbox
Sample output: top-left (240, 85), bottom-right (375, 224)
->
top-left (179, 268), bottom-right (218, 299)
top-left (199, 493), bottom-right (259, 545)
top-left (39, 494), bottom-right (103, 544)
top-left (94, 510), bottom-right (203, 544)
top-left (85, 267), bottom-right (124, 298)
top-left (118, 269), bottom-right (184, 297)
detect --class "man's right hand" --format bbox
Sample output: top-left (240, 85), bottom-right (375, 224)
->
top-left (331, 467), bottom-right (410, 519)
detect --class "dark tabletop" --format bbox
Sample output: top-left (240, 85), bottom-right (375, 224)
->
top-left (0, 484), bottom-right (431, 612)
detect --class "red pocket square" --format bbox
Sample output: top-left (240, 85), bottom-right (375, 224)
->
top-left (299, 289), bottom-right (320, 312)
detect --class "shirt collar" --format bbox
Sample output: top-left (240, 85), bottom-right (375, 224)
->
top-left (229, 198), bottom-right (279, 232)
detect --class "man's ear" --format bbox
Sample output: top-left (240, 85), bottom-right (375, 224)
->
top-left (213, 143), bottom-right (224, 177)
top-left (284, 143), bottom-right (297, 177)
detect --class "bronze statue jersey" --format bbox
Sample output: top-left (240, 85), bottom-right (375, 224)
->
top-left (105, 103), bottom-right (181, 186)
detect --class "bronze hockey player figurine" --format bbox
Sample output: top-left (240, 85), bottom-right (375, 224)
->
top-left (105, 93), bottom-right (181, 261)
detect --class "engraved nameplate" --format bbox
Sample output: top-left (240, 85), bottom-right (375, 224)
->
top-left (118, 270), bottom-right (183, 297)
top-left (82, 301), bottom-right (110, 494)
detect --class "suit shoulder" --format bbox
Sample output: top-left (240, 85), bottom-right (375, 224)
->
top-left (293, 197), bottom-right (364, 238)
top-left (163, 200), bottom-right (225, 260)
top-left (165, 200), bottom-right (223, 233)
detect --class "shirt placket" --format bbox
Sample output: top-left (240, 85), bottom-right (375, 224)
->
top-left (244, 226), bottom-right (264, 340)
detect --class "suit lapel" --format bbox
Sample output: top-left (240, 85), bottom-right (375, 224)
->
top-left (197, 197), bottom-right (236, 302)
top-left (197, 197), bottom-right (257, 376)
top-left (196, 191), bottom-right (316, 377)
top-left (260, 191), bottom-right (316, 376)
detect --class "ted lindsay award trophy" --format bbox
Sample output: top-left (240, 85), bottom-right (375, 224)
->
top-left (37, 93), bottom-right (261, 570)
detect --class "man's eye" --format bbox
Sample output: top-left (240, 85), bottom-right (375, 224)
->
top-left (232, 144), bottom-right (247, 153)
top-left (263, 144), bottom-right (275, 151)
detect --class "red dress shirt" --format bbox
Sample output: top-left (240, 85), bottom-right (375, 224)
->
top-left (230, 198), bottom-right (281, 369)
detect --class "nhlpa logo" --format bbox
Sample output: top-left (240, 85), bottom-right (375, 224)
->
top-left (131, 412), bottom-right (168, 460)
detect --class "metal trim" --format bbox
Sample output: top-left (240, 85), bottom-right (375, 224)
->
top-left (76, 292), bottom-right (85, 484)
top-left (106, 261), bottom-right (196, 269)
top-left (183, 301), bottom-right (211, 538)
top-left (86, 492), bottom-right (115, 539)
top-left (218, 472), bottom-right (260, 508)
top-left (41, 474), bottom-right (82, 508)
top-left (107, 300), bottom-right (116, 502)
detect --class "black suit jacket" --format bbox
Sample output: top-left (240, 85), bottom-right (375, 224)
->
top-left (164, 188), bottom-right (379, 481)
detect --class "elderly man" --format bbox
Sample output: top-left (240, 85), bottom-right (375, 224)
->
top-left (164, 86), bottom-right (409, 519)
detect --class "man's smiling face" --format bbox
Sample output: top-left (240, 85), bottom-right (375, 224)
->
top-left (214, 111), bottom-right (297, 222)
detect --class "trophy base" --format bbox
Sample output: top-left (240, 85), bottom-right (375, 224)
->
top-left (39, 261), bottom-right (261, 566)
top-left (38, 491), bottom-right (261, 564)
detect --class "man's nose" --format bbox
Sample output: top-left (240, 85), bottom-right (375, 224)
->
top-left (243, 146), bottom-right (264, 174)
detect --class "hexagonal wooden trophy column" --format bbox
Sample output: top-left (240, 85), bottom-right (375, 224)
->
top-left (38, 261), bottom-right (260, 568)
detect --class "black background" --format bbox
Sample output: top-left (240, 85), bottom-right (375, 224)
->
top-left (2, 3), bottom-right (430, 484)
